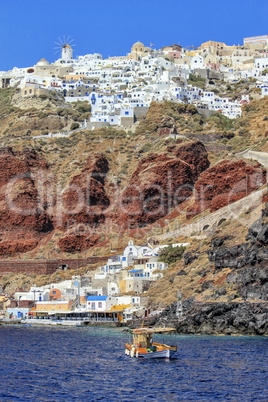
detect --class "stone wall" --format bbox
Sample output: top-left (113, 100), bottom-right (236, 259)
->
top-left (134, 106), bottom-right (149, 121)
top-left (159, 188), bottom-right (265, 240)
top-left (0, 256), bottom-right (108, 276)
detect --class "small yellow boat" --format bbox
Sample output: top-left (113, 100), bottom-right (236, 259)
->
top-left (125, 327), bottom-right (177, 359)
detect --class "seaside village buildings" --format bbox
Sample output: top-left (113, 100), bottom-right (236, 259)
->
top-left (1, 35), bottom-right (268, 132)
top-left (1, 241), bottom-right (190, 323)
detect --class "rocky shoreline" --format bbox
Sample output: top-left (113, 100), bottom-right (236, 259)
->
top-left (128, 301), bottom-right (268, 336)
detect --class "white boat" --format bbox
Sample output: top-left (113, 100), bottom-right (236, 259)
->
top-left (125, 327), bottom-right (177, 359)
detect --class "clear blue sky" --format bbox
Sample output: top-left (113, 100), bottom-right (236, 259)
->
top-left (0, 0), bottom-right (267, 71)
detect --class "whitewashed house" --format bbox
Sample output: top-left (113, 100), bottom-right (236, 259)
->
top-left (86, 295), bottom-right (109, 311)
top-left (254, 57), bottom-right (268, 70)
top-left (190, 55), bottom-right (205, 70)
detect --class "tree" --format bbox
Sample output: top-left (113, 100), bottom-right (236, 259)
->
top-left (158, 245), bottom-right (186, 264)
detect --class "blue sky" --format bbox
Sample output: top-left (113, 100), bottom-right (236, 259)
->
top-left (0, 0), bottom-right (267, 71)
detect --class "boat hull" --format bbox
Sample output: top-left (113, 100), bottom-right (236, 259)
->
top-left (137, 349), bottom-right (176, 359)
top-left (125, 343), bottom-right (177, 359)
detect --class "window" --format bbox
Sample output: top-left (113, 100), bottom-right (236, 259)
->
top-left (98, 302), bottom-right (102, 308)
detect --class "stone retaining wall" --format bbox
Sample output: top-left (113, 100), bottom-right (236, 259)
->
top-left (0, 256), bottom-right (108, 276)
top-left (159, 188), bottom-right (265, 241)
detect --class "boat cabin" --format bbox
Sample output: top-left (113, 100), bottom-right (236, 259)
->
top-left (132, 328), bottom-right (154, 349)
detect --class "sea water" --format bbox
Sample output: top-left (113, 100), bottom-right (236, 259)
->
top-left (0, 326), bottom-right (267, 401)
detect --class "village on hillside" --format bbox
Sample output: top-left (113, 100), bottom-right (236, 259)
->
top-left (0, 35), bottom-right (268, 134)
top-left (0, 241), bottom-right (187, 324)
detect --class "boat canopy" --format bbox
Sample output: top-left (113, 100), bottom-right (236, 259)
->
top-left (132, 327), bottom-right (176, 334)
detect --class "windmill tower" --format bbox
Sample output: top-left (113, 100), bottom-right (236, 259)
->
top-left (55, 36), bottom-right (75, 61)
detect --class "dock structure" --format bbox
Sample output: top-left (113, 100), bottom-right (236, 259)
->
top-left (24, 309), bottom-right (124, 326)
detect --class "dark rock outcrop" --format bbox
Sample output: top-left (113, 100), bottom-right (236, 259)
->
top-left (155, 301), bottom-right (268, 336)
top-left (207, 204), bottom-right (268, 301)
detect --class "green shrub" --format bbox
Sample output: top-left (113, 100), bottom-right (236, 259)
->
top-left (140, 143), bottom-right (152, 153)
top-left (74, 101), bottom-right (91, 113)
top-left (70, 122), bottom-right (80, 130)
top-left (158, 245), bottom-right (186, 264)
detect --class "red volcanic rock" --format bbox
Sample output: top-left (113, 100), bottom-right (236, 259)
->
top-left (0, 147), bottom-right (48, 188)
top-left (0, 239), bottom-right (38, 256)
top-left (186, 159), bottom-right (267, 218)
top-left (118, 141), bottom-right (209, 228)
top-left (0, 153), bottom-right (28, 188)
top-left (173, 141), bottom-right (210, 176)
top-left (262, 192), bottom-right (268, 203)
top-left (0, 172), bottom-right (53, 232)
top-left (60, 154), bottom-right (110, 230)
top-left (19, 148), bottom-right (49, 170)
top-left (0, 147), bottom-right (53, 256)
top-left (58, 234), bottom-right (101, 252)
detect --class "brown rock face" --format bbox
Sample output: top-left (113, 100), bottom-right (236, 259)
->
top-left (186, 159), bottom-right (267, 218)
top-left (0, 147), bottom-right (53, 256)
top-left (118, 141), bottom-right (209, 228)
top-left (0, 239), bottom-right (39, 256)
top-left (60, 154), bottom-right (110, 230)
top-left (5, 141), bottom-right (265, 257)
top-left (0, 148), bottom-right (28, 188)
top-left (58, 234), bottom-right (101, 253)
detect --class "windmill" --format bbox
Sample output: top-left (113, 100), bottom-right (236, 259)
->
top-left (54, 36), bottom-right (75, 60)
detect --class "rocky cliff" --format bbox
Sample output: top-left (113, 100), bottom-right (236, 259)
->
top-left (127, 298), bottom-right (268, 336)
top-left (0, 139), bottom-right (266, 258)
top-left (1, 93), bottom-right (268, 334)
top-left (207, 203), bottom-right (268, 301)
top-left (156, 301), bottom-right (268, 336)
top-left (137, 203), bottom-right (268, 335)
top-left (0, 147), bottom-right (53, 256)
top-left (117, 141), bottom-right (209, 228)
top-left (186, 159), bottom-right (266, 218)
top-left (0, 140), bottom-right (210, 255)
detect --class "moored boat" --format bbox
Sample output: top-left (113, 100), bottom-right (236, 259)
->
top-left (125, 327), bottom-right (177, 359)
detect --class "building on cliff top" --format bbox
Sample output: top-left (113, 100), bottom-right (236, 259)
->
top-left (244, 35), bottom-right (268, 46)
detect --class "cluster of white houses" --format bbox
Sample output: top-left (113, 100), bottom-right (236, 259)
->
top-left (1, 241), bottom-right (188, 324)
top-left (1, 36), bottom-right (268, 127)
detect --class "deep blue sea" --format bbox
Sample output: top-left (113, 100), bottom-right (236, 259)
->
top-left (0, 326), bottom-right (268, 401)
